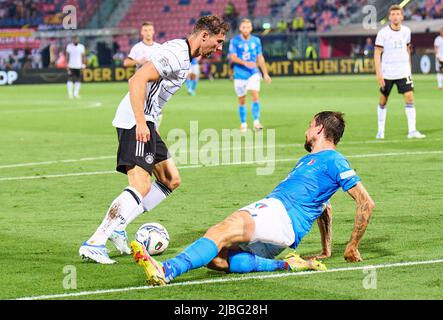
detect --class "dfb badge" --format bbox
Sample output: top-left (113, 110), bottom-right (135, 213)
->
top-left (145, 153), bottom-right (154, 164)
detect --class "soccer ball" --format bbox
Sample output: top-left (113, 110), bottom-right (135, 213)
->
top-left (135, 222), bottom-right (169, 256)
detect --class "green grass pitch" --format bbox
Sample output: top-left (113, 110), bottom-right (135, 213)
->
top-left (0, 75), bottom-right (442, 300)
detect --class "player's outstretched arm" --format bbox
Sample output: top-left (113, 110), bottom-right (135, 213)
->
top-left (128, 62), bottom-right (160, 143)
top-left (344, 182), bottom-right (375, 262)
top-left (304, 203), bottom-right (332, 261)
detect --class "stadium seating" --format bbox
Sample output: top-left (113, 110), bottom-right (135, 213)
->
top-left (0, 0), bottom-right (101, 29)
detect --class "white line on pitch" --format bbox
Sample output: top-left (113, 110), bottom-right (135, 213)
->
top-left (0, 138), bottom-right (440, 170)
top-left (14, 258), bottom-right (443, 300)
top-left (0, 150), bottom-right (442, 182)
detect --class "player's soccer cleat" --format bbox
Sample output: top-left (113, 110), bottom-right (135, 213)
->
top-left (376, 131), bottom-right (385, 140)
top-left (284, 252), bottom-right (327, 272)
top-left (109, 230), bottom-right (131, 255)
top-left (407, 131), bottom-right (426, 139)
top-left (79, 241), bottom-right (116, 264)
top-left (254, 123), bottom-right (264, 131)
top-left (130, 240), bottom-right (167, 286)
top-left (240, 124), bottom-right (248, 133)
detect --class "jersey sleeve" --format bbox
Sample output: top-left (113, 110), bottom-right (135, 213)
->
top-left (128, 45), bottom-right (138, 60)
top-left (375, 30), bottom-right (384, 48)
top-left (228, 38), bottom-right (237, 56)
top-left (151, 46), bottom-right (183, 78)
top-left (435, 37), bottom-right (440, 47)
top-left (328, 156), bottom-right (360, 192)
top-left (256, 37), bottom-right (263, 56)
top-left (407, 29), bottom-right (411, 45)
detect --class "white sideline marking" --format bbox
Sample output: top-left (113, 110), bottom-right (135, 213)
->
top-left (0, 101), bottom-right (103, 114)
top-left (14, 258), bottom-right (443, 300)
top-left (0, 150), bottom-right (442, 182)
top-left (0, 138), bottom-right (441, 170)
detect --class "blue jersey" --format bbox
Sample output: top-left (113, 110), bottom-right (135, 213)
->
top-left (267, 150), bottom-right (360, 248)
top-left (228, 34), bottom-right (262, 80)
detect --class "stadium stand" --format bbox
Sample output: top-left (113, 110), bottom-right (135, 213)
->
top-left (0, 0), bottom-right (101, 29)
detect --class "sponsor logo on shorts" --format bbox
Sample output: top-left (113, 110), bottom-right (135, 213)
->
top-left (145, 153), bottom-right (154, 164)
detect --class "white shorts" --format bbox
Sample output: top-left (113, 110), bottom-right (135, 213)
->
top-left (238, 197), bottom-right (295, 259)
top-left (234, 73), bottom-right (261, 97)
top-left (190, 64), bottom-right (200, 77)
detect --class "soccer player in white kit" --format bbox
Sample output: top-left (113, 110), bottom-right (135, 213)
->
top-left (79, 16), bottom-right (229, 264)
top-left (123, 21), bottom-right (161, 69)
top-left (66, 36), bottom-right (85, 99)
top-left (374, 5), bottom-right (425, 140)
top-left (434, 28), bottom-right (443, 90)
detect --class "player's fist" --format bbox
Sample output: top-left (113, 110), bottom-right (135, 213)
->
top-left (264, 73), bottom-right (272, 84)
top-left (136, 122), bottom-right (150, 143)
top-left (344, 244), bottom-right (362, 262)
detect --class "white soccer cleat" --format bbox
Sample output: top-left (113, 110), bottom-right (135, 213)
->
top-left (240, 124), bottom-right (247, 133)
top-left (109, 230), bottom-right (131, 255)
top-left (376, 131), bottom-right (385, 140)
top-left (79, 241), bottom-right (116, 264)
top-left (407, 131), bottom-right (426, 139)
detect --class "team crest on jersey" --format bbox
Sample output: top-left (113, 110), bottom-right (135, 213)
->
top-left (145, 153), bottom-right (154, 164)
top-left (255, 203), bottom-right (268, 209)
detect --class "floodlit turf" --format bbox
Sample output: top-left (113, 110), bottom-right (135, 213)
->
top-left (0, 75), bottom-right (442, 300)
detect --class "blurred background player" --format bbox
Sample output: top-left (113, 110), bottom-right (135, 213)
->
top-left (186, 57), bottom-right (200, 96)
top-left (229, 18), bottom-right (271, 133)
top-left (66, 36), bottom-right (85, 99)
top-left (123, 21), bottom-right (161, 70)
top-left (374, 5), bottom-right (425, 140)
top-left (434, 28), bottom-right (443, 90)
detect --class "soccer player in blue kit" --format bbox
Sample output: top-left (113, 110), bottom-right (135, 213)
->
top-left (130, 112), bottom-right (376, 285)
top-left (229, 18), bottom-right (272, 132)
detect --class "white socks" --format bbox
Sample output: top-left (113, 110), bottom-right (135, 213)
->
top-left (114, 181), bottom-right (172, 232)
top-left (377, 104), bottom-right (387, 134)
top-left (405, 104), bottom-right (416, 134)
top-left (67, 81), bottom-right (73, 98)
top-left (438, 73), bottom-right (443, 88)
top-left (74, 82), bottom-right (81, 97)
top-left (87, 187), bottom-right (143, 246)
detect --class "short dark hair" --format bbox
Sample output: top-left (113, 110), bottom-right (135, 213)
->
top-left (193, 15), bottom-right (230, 36)
top-left (142, 21), bottom-right (154, 27)
top-left (314, 111), bottom-right (345, 145)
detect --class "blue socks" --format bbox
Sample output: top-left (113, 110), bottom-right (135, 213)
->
top-left (187, 79), bottom-right (197, 93)
top-left (252, 101), bottom-right (261, 121)
top-left (228, 251), bottom-right (287, 273)
top-left (238, 105), bottom-right (247, 124)
top-left (163, 237), bottom-right (218, 280)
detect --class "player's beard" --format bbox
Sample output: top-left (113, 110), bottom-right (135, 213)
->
top-left (304, 136), bottom-right (315, 152)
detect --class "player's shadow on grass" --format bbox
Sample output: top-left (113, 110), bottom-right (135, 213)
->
top-left (335, 236), bottom-right (395, 259)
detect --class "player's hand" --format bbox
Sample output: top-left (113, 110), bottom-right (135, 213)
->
top-left (243, 61), bottom-right (257, 69)
top-left (377, 75), bottom-right (385, 90)
top-left (136, 122), bottom-right (150, 143)
top-left (264, 73), bottom-right (272, 84)
top-left (344, 244), bottom-right (362, 262)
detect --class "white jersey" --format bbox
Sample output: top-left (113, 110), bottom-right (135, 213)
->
top-left (128, 41), bottom-right (162, 69)
top-left (375, 25), bottom-right (411, 80)
top-left (112, 39), bottom-right (192, 129)
top-left (66, 43), bottom-right (85, 69)
top-left (434, 36), bottom-right (443, 61)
